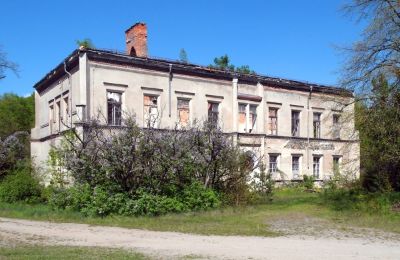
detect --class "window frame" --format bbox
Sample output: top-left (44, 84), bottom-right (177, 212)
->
top-left (144, 94), bottom-right (159, 128)
top-left (313, 112), bottom-right (322, 138)
top-left (313, 155), bottom-right (322, 179)
top-left (291, 110), bottom-right (300, 137)
top-left (333, 114), bottom-right (341, 139)
top-left (292, 155), bottom-right (301, 179)
top-left (177, 98), bottom-right (190, 127)
top-left (208, 101), bottom-right (219, 125)
top-left (268, 107), bottom-right (278, 135)
top-left (107, 91), bottom-right (123, 126)
top-left (268, 154), bottom-right (279, 175)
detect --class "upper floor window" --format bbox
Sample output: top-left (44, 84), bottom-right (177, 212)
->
top-left (268, 108), bottom-right (278, 135)
top-left (238, 103), bottom-right (257, 133)
top-left (107, 91), bottom-right (122, 126)
top-left (313, 156), bottom-right (322, 178)
top-left (49, 102), bottom-right (54, 133)
top-left (144, 95), bottom-right (159, 128)
top-left (177, 98), bottom-right (190, 127)
top-left (292, 155), bottom-right (300, 178)
top-left (208, 102), bottom-right (219, 125)
top-left (291, 110), bottom-right (300, 137)
top-left (62, 94), bottom-right (69, 125)
top-left (313, 112), bottom-right (321, 138)
top-left (333, 114), bottom-right (340, 139)
top-left (55, 99), bottom-right (61, 132)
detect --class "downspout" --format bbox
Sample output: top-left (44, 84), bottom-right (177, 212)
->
top-left (307, 85), bottom-right (313, 173)
top-left (64, 60), bottom-right (73, 128)
top-left (168, 64), bottom-right (173, 117)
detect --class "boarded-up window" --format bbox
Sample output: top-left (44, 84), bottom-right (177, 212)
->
top-left (177, 99), bottom-right (190, 127)
top-left (238, 104), bottom-right (246, 132)
top-left (208, 102), bottom-right (219, 125)
top-left (313, 112), bottom-right (321, 138)
top-left (268, 108), bottom-right (278, 135)
top-left (144, 95), bottom-right (158, 127)
top-left (107, 91), bottom-right (122, 126)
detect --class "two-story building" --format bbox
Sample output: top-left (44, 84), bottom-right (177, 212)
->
top-left (31, 23), bottom-right (360, 181)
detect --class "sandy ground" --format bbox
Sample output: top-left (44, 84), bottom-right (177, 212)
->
top-left (1, 217), bottom-right (400, 260)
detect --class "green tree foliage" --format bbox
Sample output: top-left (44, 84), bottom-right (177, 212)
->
top-left (208, 54), bottom-right (255, 74)
top-left (341, 1), bottom-right (400, 191)
top-left (179, 48), bottom-right (188, 63)
top-left (356, 75), bottom-right (400, 191)
top-left (76, 38), bottom-right (95, 49)
top-left (0, 93), bottom-right (34, 139)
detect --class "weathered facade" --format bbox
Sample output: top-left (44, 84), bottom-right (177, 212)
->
top-left (31, 23), bottom-right (360, 182)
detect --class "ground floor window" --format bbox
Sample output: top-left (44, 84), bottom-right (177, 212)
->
top-left (292, 155), bottom-right (300, 178)
top-left (313, 156), bottom-right (322, 178)
top-left (269, 154), bottom-right (278, 174)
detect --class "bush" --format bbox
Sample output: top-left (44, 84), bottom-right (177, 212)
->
top-left (0, 166), bottom-right (42, 203)
top-left (49, 181), bottom-right (221, 217)
top-left (302, 175), bottom-right (315, 190)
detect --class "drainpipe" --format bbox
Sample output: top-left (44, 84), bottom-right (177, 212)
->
top-left (307, 85), bottom-right (313, 172)
top-left (64, 61), bottom-right (72, 128)
top-left (168, 64), bottom-right (173, 117)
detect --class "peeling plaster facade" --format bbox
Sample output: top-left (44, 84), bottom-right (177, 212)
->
top-left (31, 24), bottom-right (360, 182)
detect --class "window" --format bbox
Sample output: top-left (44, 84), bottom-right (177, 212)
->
top-left (238, 103), bottom-right (257, 133)
top-left (313, 156), bottom-right (322, 178)
top-left (144, 95), bottom-right (158, 128)
top-left (238, 104), bottom-right (246, 132)
top-left (313, 112), bottom-right (321, 138)
top-left (333, 156), bottom-right (341, 174)
top-left (62, 95), bottom-right (69, 125)
top-left (333, 114), bottom-right (340, 139)
top-left (49, 102), bottom-right (54, 133)
top-left (292, 156), bottom-right (300, 178)
top-left (291, 110), bottom-right (300, 136)
top-left (249, 105), bottom-right (257, 132)
top-left (55, 99), bottom-right (61, 132)
top-left (177, 98), bottom-right (190, 127)
top-left (269, 155), bottom-right (278, 174)
top-left (268, 108), bottom-right (278, 135)
top-left (107, 91), bottom-right (122, 126)
top-left (208, 102), bottom-right (219, 125)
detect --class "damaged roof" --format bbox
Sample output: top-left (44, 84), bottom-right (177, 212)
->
top-left (34, 48), bottom-right (353, 97)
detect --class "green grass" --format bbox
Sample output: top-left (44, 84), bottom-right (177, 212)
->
top-left (0, 189), bottom-right (399, 236)
top-left (0, 245), bottom-right (148, 259)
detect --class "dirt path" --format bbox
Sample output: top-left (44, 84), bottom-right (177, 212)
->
top-left (1, 217), bottom-right (399, 260)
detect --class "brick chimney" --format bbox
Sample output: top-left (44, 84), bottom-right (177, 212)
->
top-left (125, 22), bottom-right (147, 57)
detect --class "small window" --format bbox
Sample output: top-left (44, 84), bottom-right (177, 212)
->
top-left (313, 156), bottom-right (321, 178)
top-left (313, 112), bottom-right (321, 138)
top-left (144, 95), bottom-right (158, 128)
top-left (177, 98), bottom-right (190, 127)
top-left (49, 102), bottom-right (54, 133)
top-left (333, 114), bottom-right (340, 139)
top-left (269, 155), bottom-right (278, 174)
top-left (249, 105), bottom-right (257, 133)
top-left (107, 91), bottom-right (122, 126)
top-left (208, 102), bottom-right (219, 125)
top-left (269, 108), bottom-right (278, 135)
top-left (333, 156), bottom-right (341, 174)
top-left (238, 104), bottom-right (246, 132)
top-left (291, 111), bottom-right (300, 137)
top-left (292, 156), bottom-right (300, 178)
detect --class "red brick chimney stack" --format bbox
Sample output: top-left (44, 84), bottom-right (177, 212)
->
top-left (125, 22), bottom-right (147, 57)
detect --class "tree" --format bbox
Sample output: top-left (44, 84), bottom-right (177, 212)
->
top-left (341, 0), bottom-right (400, 95)
top-left (76, 38), bottom-right (95, 49)
top-left (208, 54), bottom-right (255, 74)
top-left (0, 46), bottom-right (18, 80)
top-left (340, 0), bottom-right (400, 191)
top-left (179, 48), bottom-right (188, 63)
top-left (0, 93), bottom-right (34, 139)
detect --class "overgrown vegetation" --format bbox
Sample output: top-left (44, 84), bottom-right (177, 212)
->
top-left (46, 117), bottom-right (273, 217)
top-left (208, 54), bottom-right (255, 74)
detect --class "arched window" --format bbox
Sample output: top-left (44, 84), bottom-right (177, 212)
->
top-left (129, 47), bottom-right (136, 56)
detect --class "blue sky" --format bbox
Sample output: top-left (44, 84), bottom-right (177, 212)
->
top-left (0, 0), bottom-right (364, 96)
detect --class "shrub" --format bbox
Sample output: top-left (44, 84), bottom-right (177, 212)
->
top-left (0, 166), bottom-right (42, 203)
top-left (302, 175), bottom-right (315, 190)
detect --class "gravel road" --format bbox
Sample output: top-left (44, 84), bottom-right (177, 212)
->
top-left (1, 217), bottom-right (399, 259)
